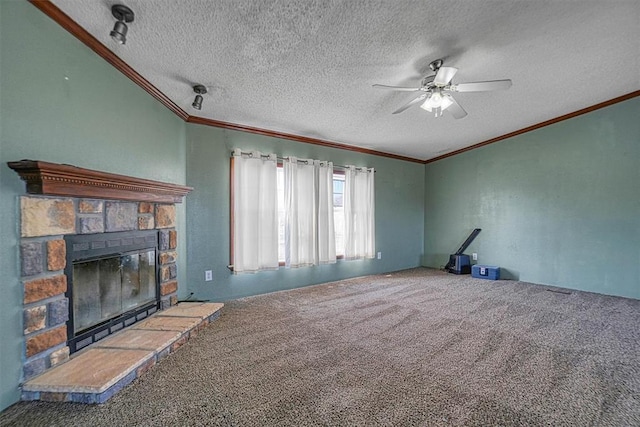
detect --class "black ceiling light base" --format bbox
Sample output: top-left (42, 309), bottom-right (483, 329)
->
top-left (111, 5), bottom-right (134, 23)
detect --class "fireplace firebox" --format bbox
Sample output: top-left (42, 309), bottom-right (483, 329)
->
top-left (64, 230), bottom-right (160, 353)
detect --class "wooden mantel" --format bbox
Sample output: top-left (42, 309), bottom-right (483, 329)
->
top-left (8, 160), bottom-right (193, 203)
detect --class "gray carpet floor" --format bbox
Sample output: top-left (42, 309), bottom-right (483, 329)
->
top-left (2, 267), bottom-right (639, 426)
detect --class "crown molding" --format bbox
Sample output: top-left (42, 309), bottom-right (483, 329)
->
top-left (186, 116), bottom-right (424, 164)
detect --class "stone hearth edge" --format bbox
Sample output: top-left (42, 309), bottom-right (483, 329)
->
top-left (21, 302), bottom-right (224, 404)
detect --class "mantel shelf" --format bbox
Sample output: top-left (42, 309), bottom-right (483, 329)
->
top-left (7, 160), bottom-right (193, 203)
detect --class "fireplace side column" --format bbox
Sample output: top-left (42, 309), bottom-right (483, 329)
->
top-left (20, 196), bottom-right (74, 381)
top-left (153, 204), bottom-right (179, 308)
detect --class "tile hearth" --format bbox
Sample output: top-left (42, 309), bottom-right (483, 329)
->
top-left (21, 302), bottom-right (223, 404)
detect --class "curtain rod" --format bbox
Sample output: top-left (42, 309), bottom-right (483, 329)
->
top-left (233, 151), bottom-right (375, 172)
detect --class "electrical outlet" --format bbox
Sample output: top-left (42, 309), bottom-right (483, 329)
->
top-left (472, 253), bottom-right (478, 261)
top-left (377, 252), bottom-right (382, 259)
top-left (205, 270), bottom-right (213, 281)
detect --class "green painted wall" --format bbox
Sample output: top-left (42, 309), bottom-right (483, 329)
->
top-left (424, 98), bottom-right (640, 299)
top-left (0, 1), bottom-right (187, 411)
top-left (185, 125), bottom-right (425, 300)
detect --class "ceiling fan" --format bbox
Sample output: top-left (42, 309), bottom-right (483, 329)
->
top-left (373, 59), bottom-right (512, 119)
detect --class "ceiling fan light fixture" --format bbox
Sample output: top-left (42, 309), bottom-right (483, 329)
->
top-left (420, 100), bottom-right (433, 112)
top-left (420, 94), bottom-right (434, 112)
top-left (420, 90), bottom-right (452, 112)
top-left (110, 5), bottom-right (134, 45)
top-left (420, 91), bottom-right (453, 117)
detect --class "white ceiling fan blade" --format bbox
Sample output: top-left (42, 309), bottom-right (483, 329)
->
top-left (372, 84), bottom-right (421, 92)
top-left (392, 93), bottom-right (428, 114)
top-left (452, 79), bottom-right (512, 92)
top-left (446, 95), bottom-right (467, 119)
top-left (434, 67), bottom-right (458, 86)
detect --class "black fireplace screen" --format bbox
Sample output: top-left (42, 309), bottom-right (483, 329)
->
top-left (64, 230), bottom-right (160, 353)
top-left (72, 249), bottom-right (156, 333)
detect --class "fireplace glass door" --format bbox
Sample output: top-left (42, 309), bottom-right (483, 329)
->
top-left (72, 249), bottom-right (156, 333)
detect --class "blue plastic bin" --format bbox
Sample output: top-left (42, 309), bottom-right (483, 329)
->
top-left (471, 265), bottom-right (500, 280)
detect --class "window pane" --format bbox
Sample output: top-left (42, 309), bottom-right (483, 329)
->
top-left (333, 179), bottom-right (344, 194)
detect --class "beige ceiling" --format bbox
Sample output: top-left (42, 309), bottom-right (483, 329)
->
top-left (50, 0), bottom-right (640, 161)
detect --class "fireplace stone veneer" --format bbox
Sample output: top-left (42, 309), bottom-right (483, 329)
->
top-left (9, 160), bottom-right (192, 387)
top-left (19, 196), bottom-right (181, 381)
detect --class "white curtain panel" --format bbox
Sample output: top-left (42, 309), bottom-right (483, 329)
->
top-left (316, 160), bottom-right (336, 264)
top-left (284, 157), bottom-right (317, 268)
top-left (232, 149), bottom-right (279, 273)
top-left (344, 166), bottom-right (375, 260)
top-left (283, 158), bottom-right (336, 267)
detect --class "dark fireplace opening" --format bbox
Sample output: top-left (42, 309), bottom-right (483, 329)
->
top-left (64, 230), bottom-right (160, 353)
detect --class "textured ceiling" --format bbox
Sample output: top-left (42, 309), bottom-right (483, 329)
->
top-left (50, 0), bottom-right (639, 161)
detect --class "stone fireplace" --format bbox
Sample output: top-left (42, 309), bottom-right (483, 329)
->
top-left (9, 160), bottom-right (191, 382)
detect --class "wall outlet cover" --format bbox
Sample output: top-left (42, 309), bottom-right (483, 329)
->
top-left (205, 270), bottom-right (213, 281)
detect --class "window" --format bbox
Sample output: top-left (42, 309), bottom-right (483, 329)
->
top-left (231, 150), bottom-right (374, 272)
top-left (277, 167), bottom-right (346, 262)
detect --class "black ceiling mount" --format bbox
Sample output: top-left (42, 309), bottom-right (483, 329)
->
top-left (193, 85), bottom-right (208, 95)
top-left (111, 4), bottom-right (134, 23)
top-left (429, 59), bottom-right (443, 72)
